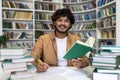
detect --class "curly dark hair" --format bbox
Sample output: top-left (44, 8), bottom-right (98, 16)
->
top-left (51, 8), bottom-right (75, 24)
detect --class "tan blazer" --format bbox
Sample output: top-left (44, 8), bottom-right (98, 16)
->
top-left (31, 32), bottom-right (89, 67)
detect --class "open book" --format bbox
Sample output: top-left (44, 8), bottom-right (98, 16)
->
top-left (63, 37), bottom-right (96, 60)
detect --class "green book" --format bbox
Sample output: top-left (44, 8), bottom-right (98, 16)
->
top-left (63, 37), bottom-right (96, 60)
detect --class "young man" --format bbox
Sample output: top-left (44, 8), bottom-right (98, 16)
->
top-left (31, 8), bottom-right (90, 72)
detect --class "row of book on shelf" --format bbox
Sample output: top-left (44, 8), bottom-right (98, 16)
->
top-left (35, 12), bottom-right (96, 21)
top-left (3, 22), bottom-right (33, 29)
top-left (63, 0), bottom-right (92, 3)
top-left (5, 31), bottom-right (33, 39)
top-left (6, 41), bottom-right (33, 49)
top-left (98, 0), bottom-right (115, 7)
top-left (77, 31), bottom-right (96, 39)
top-left (3, 0), bottom-right (59, 10)
top-left (36, 0), bottom-right (96, 12)
top-left (35, 22), bottom-right (96, 30)
top-left (3, 10), bottom-right (33, 20)
top-left (0, 48), bottom-right (36, 80)
top-left (98, 16), bottom-right (116, 28)
top-left (92, 45), bottom-right (120, 80)
top-left (35, 2), bottom-right (59, 10)
top-left (63, 2), bottom-right (96, 11)
top-left (35, 22), bottom-right (54, 30)
top-left (74, 12), bottom-right (96, 21)
top-left (101, 29), bottom-right (116, 39)
top-left (3, 21), bottom-right (96, 30)
top-left (75, 22), bottom-right (96, 30)
top-left (35, 13), bottom-right (52, 20)
top-left (97, 4), bottom-right (116, 19)
top-left (3, 0), bottom-right (31, 9)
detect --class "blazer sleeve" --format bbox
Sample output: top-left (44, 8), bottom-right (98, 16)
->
top-left (31, 36), bottom-right (44, 65)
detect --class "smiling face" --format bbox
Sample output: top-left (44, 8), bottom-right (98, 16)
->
top-left (54, 16), bottom-right (71, 34)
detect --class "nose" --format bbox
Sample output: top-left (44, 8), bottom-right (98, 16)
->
top-left (61, 20), bottom-right (65, 25)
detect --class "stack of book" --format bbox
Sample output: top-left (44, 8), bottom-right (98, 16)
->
top-left (92, 46), bottom-right (120, 80)
top-left (0, 48), bottom-right (36, 80)
top-left (10, 63), bottom-right (36, 80)
top-left (0, 48), bottom-right (27, 60)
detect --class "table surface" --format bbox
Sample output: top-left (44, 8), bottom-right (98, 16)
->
top-left (34, 66), bottom-right (94, 80)
top-left (0, 65), bottom-right (94, 80)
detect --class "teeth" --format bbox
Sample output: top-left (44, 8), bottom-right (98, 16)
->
top-left (61, 26), bottom-right (65, 28)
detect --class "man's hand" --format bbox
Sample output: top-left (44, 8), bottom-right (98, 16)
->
top-left (36, 62), bottom-right (49, 72)
top-left (71, 58), bottom-right (83, 68)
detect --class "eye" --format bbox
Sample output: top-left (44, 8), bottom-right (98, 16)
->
top-left (65, 20), bottom-right (70, 23)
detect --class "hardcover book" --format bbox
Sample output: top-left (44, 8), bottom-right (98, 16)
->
top-left (0, 48), bottom-right (27, 56)
top-left (12, 54), bottom-right (34, 63)
top-left (93, 72), bottom-right (118, 80)
top-left (63, 37), bottom-right (96, 60)
top-left (2, 60), bottom-right (27, 72)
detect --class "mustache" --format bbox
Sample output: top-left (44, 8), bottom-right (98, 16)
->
top-left (59, 25), bottom-right (66, 27)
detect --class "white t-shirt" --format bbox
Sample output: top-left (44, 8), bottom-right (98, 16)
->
top-left (56, 37), bottom-right (67, 67)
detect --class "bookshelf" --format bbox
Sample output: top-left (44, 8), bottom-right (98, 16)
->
top-left (96, 0), bottom-right (116, 51)
top-left (63, 0), bottom-right (96, 52)
top-left (63, 0), bottom-right (96, 38)
top-left (1, 0), bottom-right (34, 51)
top-left (0, 0), bottom-right (120, 53)
top-left (1, 0), bottom-right (62, 51)
top-left (34, 0), bottom-right (62, 42)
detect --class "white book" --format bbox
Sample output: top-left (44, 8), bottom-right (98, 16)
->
top-left (2, 60), bottom-right (27, 70)
top-left (93, 72), bottom-right (119, 80)
top-left (97, 68), bottom-right (120, 73)
top-left (0, 48), bottom-right (27, 56)
top-left (10, 64), bottom-right (36, 79)
top-left (92, 62), bottom-right (116, 67)
top-left (103, 52), bottom-right (120, 56)
top-left (12, 54), bottom-right (34, 63)
top-left (11, 77), bottom-right (33, 80)
top-left (100, 46), bottom-right (120, 52)
top-left (4, 66), bottom-right (27, 72)
top-left (92, 66), bottom-right (116, 70)
top-left (95, 53), bottom-right (119, 57)
top-left (1, 55), bottom-right (25, 60)
top-left (10, 71), bottom-right (33, 79)
top-left (101, 46), bottom-right (120, 50)
top-left (93, 57), bottom-right (116, 64)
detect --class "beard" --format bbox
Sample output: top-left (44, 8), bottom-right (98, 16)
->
top-left (54, 25), bottom-right (71, 34)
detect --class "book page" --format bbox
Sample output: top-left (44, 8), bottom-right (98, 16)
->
top-left (77, 37), bottom-right (95, 47)
top-left (76, 40), bottom-right (90, 47)
top-left (85, 37), bottom-right (96, 47)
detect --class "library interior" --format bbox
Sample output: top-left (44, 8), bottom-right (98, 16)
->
top-left (0, 0), bottom-right (120, 80)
